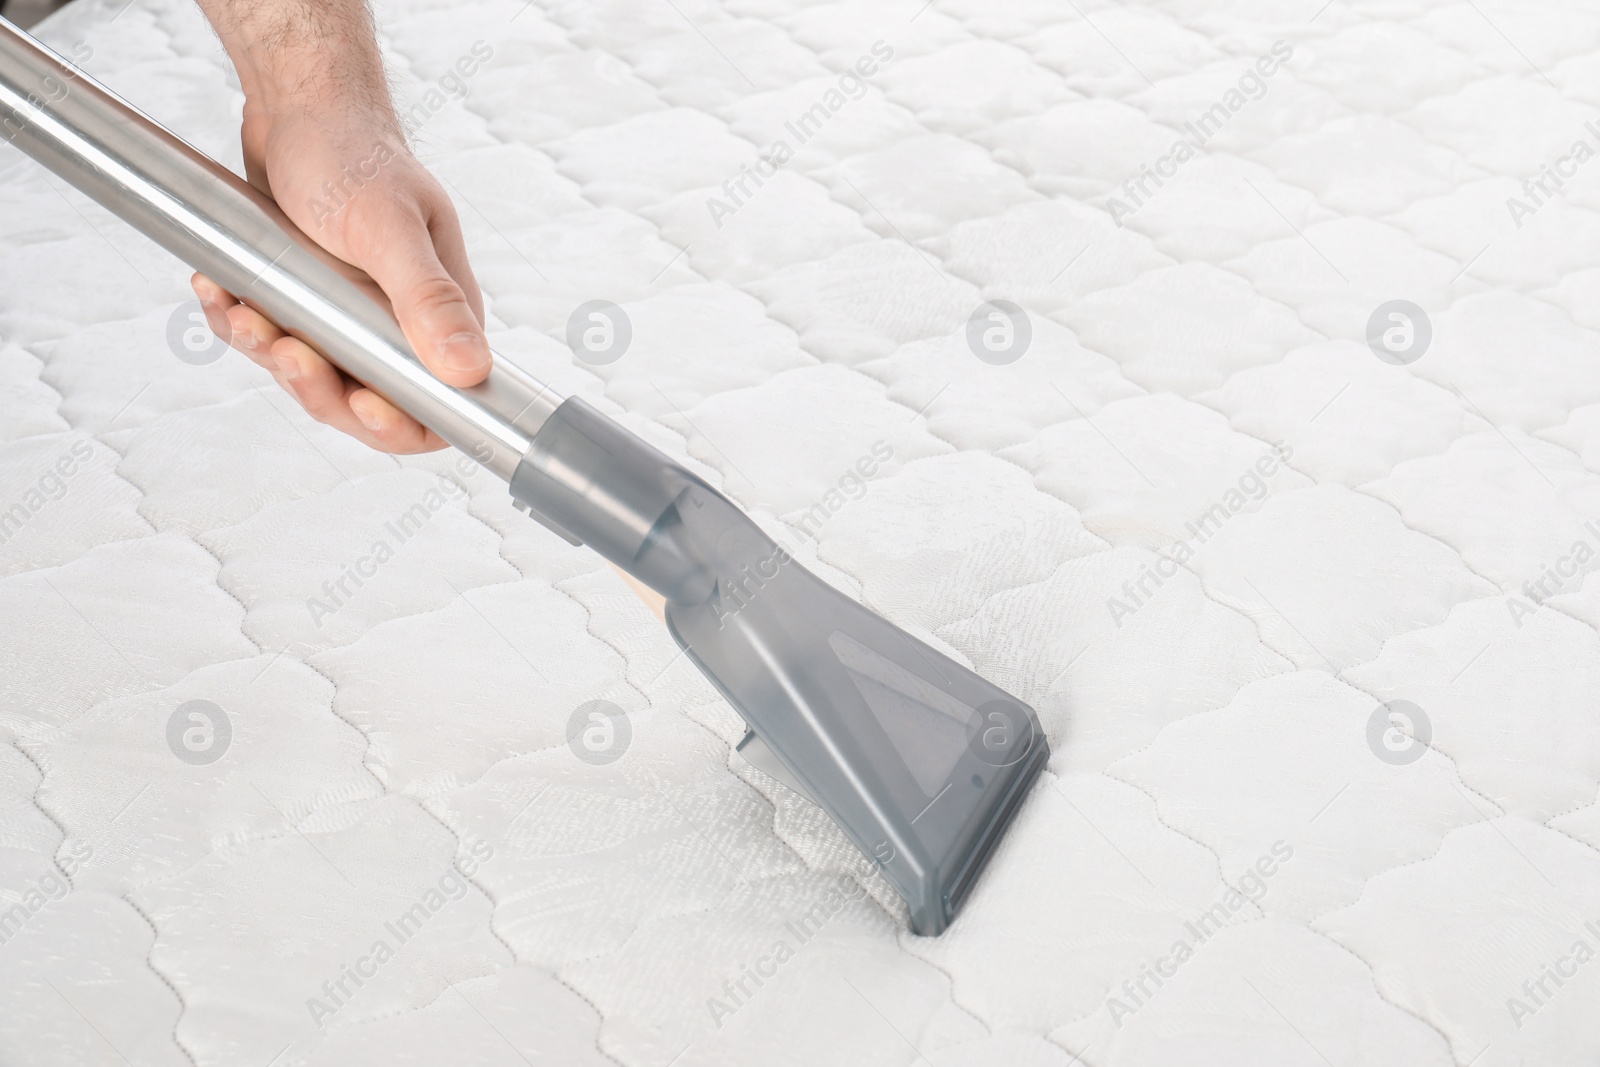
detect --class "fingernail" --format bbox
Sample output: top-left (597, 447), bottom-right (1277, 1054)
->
top-left (273, 354), bottom-right (299, 380)
top-left (354, 403), bottom-right (384, 433)
top-left (439, 332), bottom-right (489, 374)
top-left (235, 329), bottom-right (258, 351)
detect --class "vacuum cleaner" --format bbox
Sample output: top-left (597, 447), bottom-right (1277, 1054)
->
top-left (0, 20), bottom-right (1047, 935)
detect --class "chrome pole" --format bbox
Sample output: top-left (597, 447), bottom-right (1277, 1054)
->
top-left (0, 22), bottom-right (1056, 939)
top-left (0, 18), bottom-right (561, 479)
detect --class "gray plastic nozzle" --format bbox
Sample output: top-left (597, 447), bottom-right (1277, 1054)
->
top-left (0, 18), bottom-right (1048, 937)
top-left (510, 399), bottom-right (1048, 935)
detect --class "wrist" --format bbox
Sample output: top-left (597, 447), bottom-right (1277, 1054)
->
top-left (240, 78), bottom-right (402, 141)
top-left (239, 52), bottom-right (396, 130)
top-left (205, 2), bottom-right (397, 128)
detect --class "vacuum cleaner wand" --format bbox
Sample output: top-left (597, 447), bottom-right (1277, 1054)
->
top-left (0, 20), bottom-right (1047, 935)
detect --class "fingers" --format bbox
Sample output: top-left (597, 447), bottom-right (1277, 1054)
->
top-left (426, 199), bottom-right (486, 326)
top-left (225, 299), bottom-right (288, 371)
top-left (354, 192), bottom-right (492, 389)
top-left (192, 272), bottom-right (233, 309)
top-left (191, 272), bottom-right (240, 351)
top-left (347, 386), bottom-right (443, 453)
top-left (193, 273), bottom-right (282, 374)
top-left (268, 335), bottom-right (445, 453)
top-left (192, 173), bottom-right (483, 458)
top-left (262, 332), bottom-right (341, 412)
top-left (192, 273), bottom-right (445, 453)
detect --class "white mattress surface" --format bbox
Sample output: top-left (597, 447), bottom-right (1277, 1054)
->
top-left (4, 0), bottom-right (1600, 1064)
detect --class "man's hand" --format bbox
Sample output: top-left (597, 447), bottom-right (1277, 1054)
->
top-left (193, 0), bottom-right (489, 453)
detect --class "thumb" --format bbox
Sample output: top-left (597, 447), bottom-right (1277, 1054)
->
top-left (360, 208), bottom-right (491, 387)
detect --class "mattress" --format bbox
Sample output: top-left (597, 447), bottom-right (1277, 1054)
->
top-left (3, 0), bottom-right (1599, 1063)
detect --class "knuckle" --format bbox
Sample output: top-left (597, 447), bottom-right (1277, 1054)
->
top-left (406, 275), bottom-right (467, 316)
top-left (421, 183), bottom-right (460, 223)
top-left (200, 309), bottom-right (231, 341)
top-left (295, 387), bottom-right (339, 424)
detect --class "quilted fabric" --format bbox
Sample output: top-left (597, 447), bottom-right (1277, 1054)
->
top-left (3, 0), bottom-right (1599, 1063)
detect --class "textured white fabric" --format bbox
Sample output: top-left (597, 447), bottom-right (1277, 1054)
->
top-left (3, 0), bottom-right (1599, 1064)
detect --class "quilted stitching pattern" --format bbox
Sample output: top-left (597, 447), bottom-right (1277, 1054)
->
top-left (3, 0), bottom-right (1599, 1064)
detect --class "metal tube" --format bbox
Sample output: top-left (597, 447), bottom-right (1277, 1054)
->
top-left (0, 23), bottom-right (1054, 940)
top-left (0, 18), bottom-right (561, 479)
